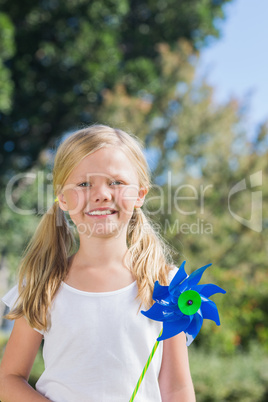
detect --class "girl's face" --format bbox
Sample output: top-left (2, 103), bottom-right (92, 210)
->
top-left (58, 146), bottom-right (147, 239)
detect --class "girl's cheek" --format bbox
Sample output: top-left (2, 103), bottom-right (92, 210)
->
top-left (65, 188), bottom-right (86, 213)
top-left (119, 186), bottom-right (139, 204)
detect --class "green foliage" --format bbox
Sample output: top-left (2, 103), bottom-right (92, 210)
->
top-left (0, 331), bottom-right (9, 360)
top-left (2, 38), bottom-right (267, 357)
top-left (1, 2), bottom-right (266, 400)
top-left (189, 344), bottom-right (268, 401)
top-left (28, 344), bottom-right (45, 388)
top-left (0, 158), bottom-right (52, 274)
top-left (97, 41), bottom-right (268, 355)
top-left (0, 12), bottom-right (15, 113)
top-left (0, 0), bottom-right (233, 177)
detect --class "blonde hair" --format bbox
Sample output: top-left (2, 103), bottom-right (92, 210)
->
top-left (7, 124), bottom-right (174, 330)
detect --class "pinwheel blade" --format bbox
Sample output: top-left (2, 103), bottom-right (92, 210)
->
top-left (158, 315), bottom-right (192, 341)
top-left (180, 263), bottom-right (212, 292)
top-left (184, 311), bottom-right (203, 345)
top-left (169, 261), bottom-right (188, 297)
top-left (192, 284), bottom-right (226, 298)
top-left (141, 303), bottom-right (178, 322)
top-left (200, 299), bottom-right (221, 325)
top-left (153, 282), bottom-right (173, 305)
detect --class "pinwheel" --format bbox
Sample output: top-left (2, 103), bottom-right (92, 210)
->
top-left (142, 260), bottom-right (226, 345)
top-left (129, 261), bottom-right (226, 401)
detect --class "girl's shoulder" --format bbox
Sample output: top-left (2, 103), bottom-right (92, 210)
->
top-left (2, 284), bottom-right (45, 335)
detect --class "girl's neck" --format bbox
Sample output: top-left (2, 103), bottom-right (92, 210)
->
top-left (74, 234), bottom-right (129, 270)
top-left (66, 234), bottom-right (134, 293)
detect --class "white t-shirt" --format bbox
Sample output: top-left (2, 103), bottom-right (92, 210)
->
top-left (2, 280), bottom-right (165, 402)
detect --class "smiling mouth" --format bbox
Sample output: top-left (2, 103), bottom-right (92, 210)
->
top-left (86, 210), bottom-right (117, 216)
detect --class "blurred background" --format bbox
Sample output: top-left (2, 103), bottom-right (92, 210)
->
top-left (0, 0), bottom-right (267, 400)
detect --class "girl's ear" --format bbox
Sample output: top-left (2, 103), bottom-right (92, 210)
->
top-left (58, 193), bottom-right (68, 212)
top-left (135, 187), bottom-right (148, 208)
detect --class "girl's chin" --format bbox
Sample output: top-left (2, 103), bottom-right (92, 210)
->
top-left (76, 221), bottom-right (127, 239)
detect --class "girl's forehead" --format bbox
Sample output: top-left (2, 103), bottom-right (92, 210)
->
top-left (68, 146), bottom-right (139, 180)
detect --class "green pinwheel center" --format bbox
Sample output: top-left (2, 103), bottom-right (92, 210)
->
top-left (178, 290), bottom-right (202, 315)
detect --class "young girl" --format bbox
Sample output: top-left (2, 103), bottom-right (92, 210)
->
top-left (0, 124), bottom-right (195, 402)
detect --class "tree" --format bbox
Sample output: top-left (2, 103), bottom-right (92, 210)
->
top-left (96, 41), bottom-right (268, 353)
top-left (1, 3), bottom-right (267, 397)
top-left (0, 12), bottom-right (14, 113)
top-left (0, 0), bottom-right (233, 179)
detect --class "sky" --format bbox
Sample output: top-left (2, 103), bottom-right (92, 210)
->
top-left (198, 0), bottom-right (268, 140)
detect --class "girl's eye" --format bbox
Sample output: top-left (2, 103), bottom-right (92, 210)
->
top-left (78, 182), bottom-right (91, 187)
top-left (110, 180), bottom-right (123, 186)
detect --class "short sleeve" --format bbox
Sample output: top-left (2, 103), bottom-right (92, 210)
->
top-left (2, 285), bottom-right (19, 309)
top-left (2, 285), bottom-right (45, 335)
top-left (168, 265), bottom-right (179, 284)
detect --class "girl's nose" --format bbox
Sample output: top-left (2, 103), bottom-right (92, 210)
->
top-left (92, 185), bottom-right (112, 202)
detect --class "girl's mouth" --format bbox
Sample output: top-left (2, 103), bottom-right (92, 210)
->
top-left (86, 209), bottom-right (117, 217)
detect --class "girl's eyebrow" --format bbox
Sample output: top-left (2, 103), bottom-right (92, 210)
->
top-left (74, 173), bottom-right (131, 181)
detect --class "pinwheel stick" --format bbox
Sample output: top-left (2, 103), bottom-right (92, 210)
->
top-left (129, 262), bottom-right (225, 400)
top-left (129, 329), bottom-right (162, 402)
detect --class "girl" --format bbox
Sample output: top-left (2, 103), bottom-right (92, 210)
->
top-left (0, 125), bottom-right (195, 402)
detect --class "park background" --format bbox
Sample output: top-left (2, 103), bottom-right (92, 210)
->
top-left (0, 0), bottom-right (267, 400)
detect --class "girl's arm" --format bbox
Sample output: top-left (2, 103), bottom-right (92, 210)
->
top-left (158, 332), bottom-right (196, 402)
top-left (0, 316), bottom-right (51, 402)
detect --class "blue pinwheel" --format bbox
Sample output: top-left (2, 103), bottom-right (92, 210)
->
top-left (142, 261), bottom-right (226, 346)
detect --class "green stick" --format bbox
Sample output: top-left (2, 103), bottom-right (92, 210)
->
top-left (129, 330), bottom-right (162, 402)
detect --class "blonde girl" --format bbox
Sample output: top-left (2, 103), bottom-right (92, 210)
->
top-left (0, 124), bottom-right (195, 401)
